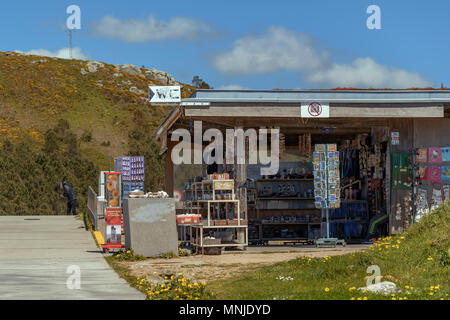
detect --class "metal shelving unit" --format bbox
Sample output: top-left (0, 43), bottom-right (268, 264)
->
top-left (250, 178), bottom-right (321, 245)
top-left (180, 179), bottom-right (248, 253)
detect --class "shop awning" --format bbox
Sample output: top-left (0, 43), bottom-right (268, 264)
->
top-left (153, 89), bottom-right (450, 141)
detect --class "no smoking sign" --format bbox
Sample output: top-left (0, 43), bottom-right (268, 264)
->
top-left (301, 102), bottom-right (330, 118)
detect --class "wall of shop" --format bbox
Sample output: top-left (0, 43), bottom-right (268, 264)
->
top-left (413, 118), bottom-right (450, 221)
top-left (389, 119), bottom-right (414, 234)
top-left (388, 118), bottom-right (450, 234)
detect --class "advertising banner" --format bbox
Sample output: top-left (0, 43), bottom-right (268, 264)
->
top-left (105, 207), bottom-right (122, 245)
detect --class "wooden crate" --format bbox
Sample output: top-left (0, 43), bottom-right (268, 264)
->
top-left (227, 219), bottom-right (248, 226)
top-left (203, 237), bottom-right (222, 246)
top-left (214, 220), bottom-right (228, 226)
top-left (214, 180), bottom-right (234, 190)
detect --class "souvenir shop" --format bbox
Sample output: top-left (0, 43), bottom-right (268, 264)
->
top-left (154, 89), bottom-right (450, 247)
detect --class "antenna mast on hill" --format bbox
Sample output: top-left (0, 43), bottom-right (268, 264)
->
top-left (66, 29), bottom-right (74, 59)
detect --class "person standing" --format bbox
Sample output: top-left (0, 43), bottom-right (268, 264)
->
top-left (58, 182), bottom-right (77, 216)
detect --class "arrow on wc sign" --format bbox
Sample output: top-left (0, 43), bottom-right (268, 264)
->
top-left (149, 86), bottom-right (181, 104)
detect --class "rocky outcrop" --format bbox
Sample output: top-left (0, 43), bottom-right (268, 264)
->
top-left (144, 68), bottom-right (175, 85)
top-left (87, 61), bottom-right (104, 73)
top-left (80, 61), bottom-right (105, 74)
top-left (129, 86), bottom-right (146, 96)
top-left (120, 64), bottom-right (142, 76)
top-left (78, 60), bottom-right (177, 86)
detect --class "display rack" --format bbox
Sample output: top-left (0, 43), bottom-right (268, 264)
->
top-left (180, 179), bottom-right (248, 253)
top-left (249, 178), bottom-right (321, 245)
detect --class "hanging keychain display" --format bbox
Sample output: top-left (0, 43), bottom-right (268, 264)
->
top-left (431, 183), bottom-right (443, 211)
top-left (392, 153), bottom-right (413, 189)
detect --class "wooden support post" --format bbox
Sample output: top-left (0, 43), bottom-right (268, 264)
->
top-left (164, 139), bottom-right (176, 197)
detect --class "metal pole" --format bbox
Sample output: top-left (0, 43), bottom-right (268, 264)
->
top-left (326, 208), bottom-right (330, 238)
top-left (66, 29), bottom-right (74, 59)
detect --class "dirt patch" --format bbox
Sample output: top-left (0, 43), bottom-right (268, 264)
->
top-left (121, 246), bottom-right (369, 284)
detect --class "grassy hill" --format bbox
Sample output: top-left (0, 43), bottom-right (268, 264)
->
top-left (208, 202), bottom-right (450, 300)
top-left (0, 51), bottom-right (196, 215)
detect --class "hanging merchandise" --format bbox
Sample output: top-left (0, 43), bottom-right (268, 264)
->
top-left (441, 166), bottom-right (450, 181)
top-left (428, 148), bottom-right (442, 163)
top-left (279, 133), bottom-right (285, 157)
top-left (416, 167), bottom-right (428, 180)
top-left (394, 194), bottom-right (402, 222)
top-left (391, 132), bottom-right (400, 145)
top-left (416, 148), bottom-right (427, 163)
top-left (442, 147), bottom-right (450, 162)
top-left (431, 184), bottom-right (443, 211)
top-left (392, 153), bottom-right (412, 189)
top-left (428, 167), bottom-right (441, 183)
top-left (357, 135), bottom-right (369, 177)
top-left (313, 144), bottom-right (340, 209)
top-left (443, 185), bottom-right (450, 201)
top-left (415, 188), bottom-right (429, 223)
top-left (403, 192), bottom-right (412, 229)
top-left (298, 133), bottom-right (312, 158)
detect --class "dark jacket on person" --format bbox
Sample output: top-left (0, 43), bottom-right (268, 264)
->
top-left (62, 182), bottom-right (77, 202)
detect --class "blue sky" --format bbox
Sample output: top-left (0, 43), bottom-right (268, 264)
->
top-left (1, 0), bottom-right (449, 89)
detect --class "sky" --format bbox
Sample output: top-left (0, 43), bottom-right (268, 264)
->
top-left (1, 0), bottom-right (449, 89)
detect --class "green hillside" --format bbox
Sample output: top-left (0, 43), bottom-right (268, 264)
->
top-left (0, 51), bottom-right (195, 215)
top-left (209, 202), bottom-right (450, 300)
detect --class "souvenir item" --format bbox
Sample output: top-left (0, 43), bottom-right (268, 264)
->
top-left (428, 148), bottom-right (442, 163)
top-left (313, 144), bottom-right (340, 209)
top-left (431, 184), bottom-right (442, 211)
top-left (442, 147), bottom-right (450, 162)
top-left (392, 153), bottom-right (412, 189)
top-left (417, 167), bottom-right (427, 180)
top-left (441, 166), bottom-right (450, 181)
top-left (443, 185), bottom-right (450, 201)
top-left (428, 167), bottom-right (441, 183)
top-left (416, 148), bottom-right (427, 163)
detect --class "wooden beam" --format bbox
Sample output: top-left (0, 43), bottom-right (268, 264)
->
top-left (185, 105), bottom-right (300, 118)
top-left (185, 104), bottom-right (444, 118)
top-left (331, 106), bottom-right (444, 118)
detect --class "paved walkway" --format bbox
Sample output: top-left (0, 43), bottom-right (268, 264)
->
top-left (0, 216), bottom-right (144, 300)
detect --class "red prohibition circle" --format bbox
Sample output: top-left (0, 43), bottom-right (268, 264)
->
top-left (308, 102), bottom-right (322, 117)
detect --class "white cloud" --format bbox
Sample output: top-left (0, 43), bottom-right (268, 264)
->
top-left (91, 14), bottom-right (214, 42)
top-left (212, 26), bottom-right (433, 88)
top-left (15, 47), bottom-right (87, 60)
top-left (212, 26), bottom-right (328, 75)
top-left (306, 57), bottom-right (433, 88)
top-left (216, 84), bottom-right (248, 90)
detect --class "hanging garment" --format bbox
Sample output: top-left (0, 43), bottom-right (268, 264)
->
top-left (431, 184), bottom-right (443, 211)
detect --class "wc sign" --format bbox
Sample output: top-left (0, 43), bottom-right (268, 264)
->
top-left (301, 102), bottom-right (330, 118)
top-left (149, 86), bottom-right (181, 105)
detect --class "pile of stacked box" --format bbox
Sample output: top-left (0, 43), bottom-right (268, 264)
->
top-left (114, 156), bottom-right (145, 198)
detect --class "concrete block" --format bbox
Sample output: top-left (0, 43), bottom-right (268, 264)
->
top-left (123, 198), bottom-right (177, 257)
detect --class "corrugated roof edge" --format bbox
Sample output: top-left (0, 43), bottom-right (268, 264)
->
top-left (187, 89), bottom-right (450, 103)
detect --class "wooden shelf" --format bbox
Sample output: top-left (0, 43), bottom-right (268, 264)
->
top-left (261, 237), bottom-right (308, 241)
top-left (256, 179), bottom-right (313, 182)
top-left (251, 208), bottom-right (319, 211)
top-left (256, 197), bottom-right (314, 200)
top-left (261, 222), bottom-right (319, 225)
top-left (190, 199), bottom-right (239, 203)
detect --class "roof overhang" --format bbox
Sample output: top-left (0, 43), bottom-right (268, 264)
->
top-left (153, 89), bottom-right (450, 141)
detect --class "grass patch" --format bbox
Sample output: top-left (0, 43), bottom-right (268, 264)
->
top-left (105, 254), bottom-right (214, 300)
top-left (208, 202), bottom-right (450, 300)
